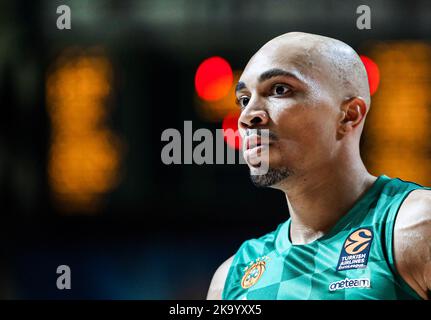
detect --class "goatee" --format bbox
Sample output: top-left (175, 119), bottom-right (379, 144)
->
top-left (250, 167), bottom-right (291, 187)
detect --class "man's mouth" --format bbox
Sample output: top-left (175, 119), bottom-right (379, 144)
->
top-left (244, 134), bottom-right (273, 150)
top-left (243, 134), bottom-right (271, 166)
top-left (246, 135), bottom-right (262, 150)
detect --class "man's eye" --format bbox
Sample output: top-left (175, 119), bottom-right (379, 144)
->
top-left (239, 96), bottom-right (250, 108)
top-left (272, 84), bottom-right (291, 95)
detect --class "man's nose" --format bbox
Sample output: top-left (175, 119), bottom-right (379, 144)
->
top-left (238, 109), bottom-right (269, 129)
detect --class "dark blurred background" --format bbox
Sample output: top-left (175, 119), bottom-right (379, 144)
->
top-left (0, 0), bottom-right (430, 299)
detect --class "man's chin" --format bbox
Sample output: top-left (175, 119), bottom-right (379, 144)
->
top-left (249, 167), bottom-right (291, 187)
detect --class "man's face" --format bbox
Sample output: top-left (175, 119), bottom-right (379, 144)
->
top-left (237, 43), bottom-right (341, 188)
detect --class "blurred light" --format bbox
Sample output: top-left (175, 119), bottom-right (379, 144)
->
top-left (195, 56), bottom-right (233, 101)
top-left (360, 55), bottom-right (380, 96)
top-left (46, 49), bottom-right (122, 213)
top-left (195, 70), bottom-right (241, 122)
top-left (363, 42), bottom-right (431, 185)
top-left (222, 111), bottom-right (242, 150)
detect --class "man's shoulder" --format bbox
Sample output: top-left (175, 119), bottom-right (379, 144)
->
top-left (398, 188), bottom-right (431, 221)
top-left (394, 188), bottom-right (431, 299)
top-left (395, 188), bottom-right (431, 250)
top-left (395, 188), bottom-right (431, 246)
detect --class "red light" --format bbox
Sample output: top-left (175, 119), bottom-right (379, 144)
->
top-left (195, 56), bottom-right (233, 101)
top-left (360, 55), bottom-right (380, 96)
top-left (222, 111), bottom-right (242, 150)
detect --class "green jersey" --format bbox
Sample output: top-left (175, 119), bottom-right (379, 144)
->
top-left (222, 175), bottom-right (430, 300)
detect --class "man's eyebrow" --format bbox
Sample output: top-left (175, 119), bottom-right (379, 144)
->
top-left (258, 68), bottom-right (303, 83)
top-left (235, 69), bottom-right (303, 94)
top-left (235, 81), bottom-right (247, 93)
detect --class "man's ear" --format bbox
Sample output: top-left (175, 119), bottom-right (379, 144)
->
top-left (337, 97), bottom-right (367, 136)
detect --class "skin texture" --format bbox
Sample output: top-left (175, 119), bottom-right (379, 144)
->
top-left (206, 32), bottom-right (431, 300)
top-left (393, 190), bottom-right (431, 299)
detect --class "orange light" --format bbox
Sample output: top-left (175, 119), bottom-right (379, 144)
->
top-left (222, 111), bottom-right (242, 150)
top-left (363, 42), bottom-right (431, 185)
top-left (360, 55), bottom-right (380, 96)
top-left (46, 50), bottom-right (122, 213)
top-left (195, 56), bottom-right (233, 101)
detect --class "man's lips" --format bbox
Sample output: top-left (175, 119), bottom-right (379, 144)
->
top-left (244, 135), bottom-right (271, 150)
top-left (243, 134), bottom-right (273, 167)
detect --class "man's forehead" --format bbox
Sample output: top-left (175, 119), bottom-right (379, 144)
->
top-left (239, 47), bottom-right (317, 86)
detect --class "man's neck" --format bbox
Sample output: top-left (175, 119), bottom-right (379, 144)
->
top-left (281, 164), bottom-right (377, 245)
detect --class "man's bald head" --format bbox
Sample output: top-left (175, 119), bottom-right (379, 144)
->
top-left (245, 32), bottom-right (370, 109)
top-left (238, 32), bottom-right (371, 187)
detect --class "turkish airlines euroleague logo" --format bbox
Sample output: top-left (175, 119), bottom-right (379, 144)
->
top-left (336, 228), bottom-right (373, 271)
top-left (345, 229), bottom-right (373, 254)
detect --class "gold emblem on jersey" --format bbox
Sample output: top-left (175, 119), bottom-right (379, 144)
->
top-left (241, 256), bottom-right (269, 289)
